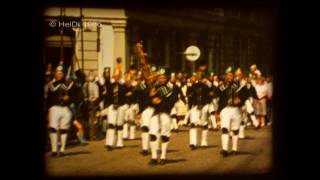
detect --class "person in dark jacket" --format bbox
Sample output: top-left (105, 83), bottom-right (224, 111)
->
top-left (187, 72), bottom-right (212, 149)
top-left (104, 73), bottom-right (127, 150)
top-left (167, 72), bottom-right (186, 132)
top-left (148, 68), bottom-right (174, 165)
top-left (217, 67), bottom-right (250, 157)
top-left (47, 65), bottom-right (75, 157)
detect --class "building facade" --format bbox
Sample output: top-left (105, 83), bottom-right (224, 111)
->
top-left (43, 7), bottom-right (275, 76)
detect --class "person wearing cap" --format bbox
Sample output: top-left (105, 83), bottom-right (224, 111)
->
top-left (207, 72), bottom-right (221, 131)
top-left (46, 65), bottom-right (75, 157)
top-left (167, 72), bottom-right (186, 132)
top-left (182, 73), bottom-right (197, 126)
top-left (171, 71), bottom-right (188, 127)
top-left (187, 71), bottom-right (212, 149)
top-left (138, 65), bottom-right (159, 155)
top-left (214, 75), bottom-right (220, 86)
top-left (217, 66), bottom-right (251, 157)
top-left (148, 68), bottom-right (174, 165)
top-left (234, 68), bottom-right (259, 139)
top-left (122, 73), bottom-right (139, 140)
top-left (103, 72), bottom-right (127, 150)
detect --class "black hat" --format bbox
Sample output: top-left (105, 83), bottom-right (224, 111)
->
top-left (170, 72), bottom-right (176, 78)
top-left (55, 65), bottom-right (64, 73)
top-left (150, 64), bottom-right (157, 72)
top-left (225, 66), bottom-right (234, 74)
top-left (104, 67), bottom-right (111, 73)
top-left (158, 66), bottom-right (170, 77)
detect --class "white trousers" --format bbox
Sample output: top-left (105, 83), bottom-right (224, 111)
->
top-left (107, 104), bottom-right (127, 126)
top-left (48, 106), bottom-right (72, 130)
top-left (149, 113), bottom-right (171, 137)
top-left (220, 106), bottom-right (242, 131)
top-left (208, 98), bottom-right (219, 113)
top-left (125, 104), bottom-right (139, 122)
top-left (141, 107), bottom-right (155, 128)
top-left (189, 104), bottom-right (209, 126)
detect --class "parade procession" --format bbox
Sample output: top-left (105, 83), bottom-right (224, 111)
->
top-left (43, 7), bottom-right (274, 176)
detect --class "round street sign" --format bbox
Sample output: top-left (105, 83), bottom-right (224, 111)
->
top-left (185, 45), bottom-right (201, 61)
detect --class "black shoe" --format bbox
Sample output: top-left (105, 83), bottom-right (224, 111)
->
top-left (189, 144), bottom-right (196, 150)
top-left (159, 159), bottom-right (166, 165)
top-left (58, 152), bottom-right (65, 157)
top-left (230, 150), bottom-right (238, 155)
top-left (140, 150), bottom-right (149, 156)
top-left (81, 142), bottom-right (88, 146)
top-left (149, 159), bottom-right (158, 165)
top-left (220, 150), bottom-right (228, 157)
top-left (105, 145), bottom-right (113, 151)
top-left (50, 152), bottom-right (58, 157)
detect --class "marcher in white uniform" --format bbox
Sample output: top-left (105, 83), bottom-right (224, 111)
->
top-left (99, 67), bottom-right (112, 137)
top-left (47, 66), bottom-right (74, 157)
top-left (175, 72), bottom-right (188, 126)
top-left (148, 68), bottom-right (174, 165)
top-left (102, 73), bottom-right (127, 150)
top-left (217, 67), bottom-right (250, 157)
top-left (208, 72), bottom-right (221, 130)
top-left (188, 72), bottom-right (212, 149)
top-left (234, 68), bottom-right (259, 139)
top-left (167, 73), bottom-right (186, 132)
top-left (182, 74), bottom-right (197, 126)
top-left (138, 67), bottom-right (158, 155)
top-left (122, 74), bottom-right (139, 140)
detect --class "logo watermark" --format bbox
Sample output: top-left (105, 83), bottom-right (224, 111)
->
top-left (48, 20), bottom-right (102, 29)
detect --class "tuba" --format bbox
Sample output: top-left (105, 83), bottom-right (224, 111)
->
top-left (135, 40), bottom-right (150, 80)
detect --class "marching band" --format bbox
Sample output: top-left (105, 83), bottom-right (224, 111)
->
top-left (45, 43), bottom-right (273, 165)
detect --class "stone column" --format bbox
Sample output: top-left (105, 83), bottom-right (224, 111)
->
top-left (164, 35), bottom-right (170, 67)
top-left (112, 21), bottom-right (126, 76)
top-left (100, 24), bottom-right (114, 75)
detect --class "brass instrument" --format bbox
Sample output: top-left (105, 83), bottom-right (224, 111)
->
top-left (135, 41), bottom-right (150, 80)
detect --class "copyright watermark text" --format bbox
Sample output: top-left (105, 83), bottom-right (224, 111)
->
top-left (48, 20), bottom-right (102, 28)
